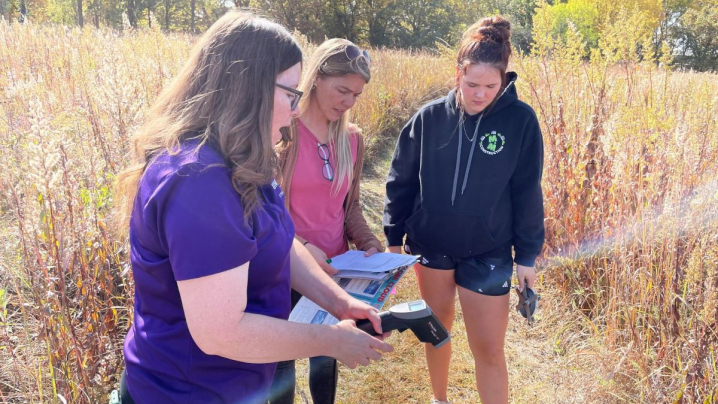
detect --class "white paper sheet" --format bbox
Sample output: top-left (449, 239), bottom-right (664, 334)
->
top-left (329, 251), bottom-right (420, 273)
top-left (289, 265), bottom-right (413, 325)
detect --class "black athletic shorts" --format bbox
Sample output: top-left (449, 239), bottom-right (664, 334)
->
top-left (405, 239), bottom-right (514, 296)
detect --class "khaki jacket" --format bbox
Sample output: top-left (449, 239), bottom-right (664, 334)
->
top-left (276, 126), bottom-right (383, 253)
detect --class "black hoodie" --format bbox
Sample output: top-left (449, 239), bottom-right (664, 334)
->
top-left (383, 72), bottom-right (544, 266)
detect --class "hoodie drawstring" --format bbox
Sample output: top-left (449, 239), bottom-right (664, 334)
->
top-left (451, 115), bottom-right (482, 205)
top-left (450, 80), bottom-right (516, 205)
top-left (462, 115), bottom-right (482, 195)
top-left (451, 123), bottom-right (463, 206)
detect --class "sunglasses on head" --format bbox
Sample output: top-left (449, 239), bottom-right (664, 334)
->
top-left (275, 83), bottom-right (303, 111)
top-left (344, 45), bottom-right (371, 65)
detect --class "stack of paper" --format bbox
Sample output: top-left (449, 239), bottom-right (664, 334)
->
top-left (288, 251), bottom-right (419, 325)
top-left (329, 250), bottom-right (420, 280)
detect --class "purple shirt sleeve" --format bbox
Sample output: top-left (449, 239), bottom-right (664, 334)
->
top-left (154, 163), bottom-right (258, 281)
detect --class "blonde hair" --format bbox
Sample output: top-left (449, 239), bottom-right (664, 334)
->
top-left (285, 38), bottom-right (370, 195)
top-left (115, 11), bottom-right (302, 228)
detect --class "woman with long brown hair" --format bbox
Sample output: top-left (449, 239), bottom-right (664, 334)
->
top-left (384, 16), bottom-right (544, 404)
top-left (269, 38), bottom-right (381, 404)
top-left (115, 12), bottom-right (392, 404)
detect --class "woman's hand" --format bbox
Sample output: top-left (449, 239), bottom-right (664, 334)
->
top-left (328, 319), bottom-right (394, 369)
top-left (364, 246), bottom-right (380, 257)
top-left (385, 246), bottom-right (403, 254)
top-left (328, 298), bottom-right (393, 368)
top-left (516, 264), bottom-right (537, 291)
top-left (335, 298), bottom-right (386, 334)
top-left (303, 242), bottom-right (338, 276)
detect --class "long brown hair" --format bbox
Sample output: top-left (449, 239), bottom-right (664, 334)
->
top-left (455, 16), bottom-right (512, 110)
top-left (116, 11), bottom-right (302, 227)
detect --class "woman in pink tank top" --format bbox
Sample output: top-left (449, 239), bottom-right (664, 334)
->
top-left (271, 39), bottom-right (382, 404)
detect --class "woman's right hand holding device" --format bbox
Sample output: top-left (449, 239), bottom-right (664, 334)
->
top-left (328, 319), bottom-right (393, 369)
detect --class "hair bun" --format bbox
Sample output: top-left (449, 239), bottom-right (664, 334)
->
top-left (456, 14), bottom-right (512, 78)
top-left (474, 16), bottom-right (511, 44)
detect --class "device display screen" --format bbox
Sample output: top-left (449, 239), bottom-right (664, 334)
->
top-left (408, 301), bottom-right (424, 311)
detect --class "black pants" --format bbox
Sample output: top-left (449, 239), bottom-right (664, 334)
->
top-left (270, 356), bottom-right (338, 404)
top-left (268, 290), bottom-right (339, 404)
top-left (119, 370), bottom-right (136, 404)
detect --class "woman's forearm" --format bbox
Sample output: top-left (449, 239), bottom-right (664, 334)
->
top-left (178, 262), bottom-right (342, 364)
top-left (201, 312), bottom-right (339, 363)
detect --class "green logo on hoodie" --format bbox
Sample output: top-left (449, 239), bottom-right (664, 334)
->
top-left (480, 131), bottom-right (505, 155)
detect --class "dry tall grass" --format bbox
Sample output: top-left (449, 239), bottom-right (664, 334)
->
top-left (1, 20), bottom-right (717, 404)
top-left (513, 52), bottom-right (718, 402)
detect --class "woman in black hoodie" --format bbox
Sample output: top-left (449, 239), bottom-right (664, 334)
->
top-left (383, 16), bottom-right (544, 404)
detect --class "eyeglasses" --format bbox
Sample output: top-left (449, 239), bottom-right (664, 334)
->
top-left (317, 143), bottom-right (334, 182)
top-left (344, 45), bottom-right (371, 65)
top-left (276, 83), bottom-right (303, 111)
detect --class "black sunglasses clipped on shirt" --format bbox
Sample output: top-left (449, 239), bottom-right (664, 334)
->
top-left (276, 83), bottom-right (303, 111)
top-left (317, 143), bottom-right (335, 182)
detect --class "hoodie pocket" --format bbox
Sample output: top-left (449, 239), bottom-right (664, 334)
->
top-left (404, 207), bottom-right (495, 258)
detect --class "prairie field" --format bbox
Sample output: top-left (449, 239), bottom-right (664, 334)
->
top-left (1, 21), bottom-right (717, 404)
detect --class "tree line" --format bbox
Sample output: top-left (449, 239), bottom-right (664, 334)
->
top-left (0, 0), bottom-right (716, 71)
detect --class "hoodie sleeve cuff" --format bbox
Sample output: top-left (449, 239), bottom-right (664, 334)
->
top-left (514, 254), bottom-right (537, 267)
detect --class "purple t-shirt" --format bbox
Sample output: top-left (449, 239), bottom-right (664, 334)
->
top-left (123, 141), bottom-right (294, 404)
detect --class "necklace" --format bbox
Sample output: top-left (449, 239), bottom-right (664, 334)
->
top-left (461, 113), bottom-right (483, 143)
